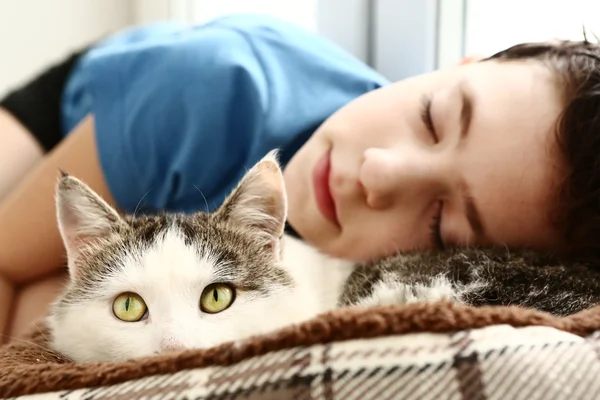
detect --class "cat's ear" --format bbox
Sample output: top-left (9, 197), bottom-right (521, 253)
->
top-left (56, 172), bottom-right (127, 278)
top-left (214, 150), bottom-right (287, 246)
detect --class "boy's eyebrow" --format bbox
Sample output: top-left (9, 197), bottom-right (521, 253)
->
top-left (459, 81), bottom-right (475, 140)
top-left (456, 83), bottom-right (485, 241)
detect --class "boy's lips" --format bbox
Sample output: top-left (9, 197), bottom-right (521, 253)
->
top-left (312, 150), bottom-right (340, 227)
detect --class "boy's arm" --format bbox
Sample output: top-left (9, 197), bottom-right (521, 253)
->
top-left (0, 115), bottom-right (113, 341)
top-left (0, 115), bottom-right (113, 285)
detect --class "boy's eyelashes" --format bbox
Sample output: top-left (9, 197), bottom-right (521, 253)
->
top-left (420, 94), bottom-right (439, 143)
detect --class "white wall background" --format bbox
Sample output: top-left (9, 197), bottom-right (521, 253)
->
top-left (141, 0), bottom-right (370, 63)
top-left (464, 0), bottom-right (600, 57)
top-left (374, 0), bottom-right (600, 81)
top-left (185, 0), bottom-right (319, 31)
top-left (0, 0), bottom-right (132, 97)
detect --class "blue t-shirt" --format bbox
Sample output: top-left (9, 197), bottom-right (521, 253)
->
top-left (62, 14), bottom-right (389, 214)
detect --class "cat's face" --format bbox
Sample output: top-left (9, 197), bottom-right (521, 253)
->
top-left (48, 152), bottom-right (314, 362)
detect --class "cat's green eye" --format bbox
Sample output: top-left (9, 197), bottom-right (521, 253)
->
top-left (113, 292), bottom-right (147, 322)
top-left (200, 283), bottom-right (235, 314)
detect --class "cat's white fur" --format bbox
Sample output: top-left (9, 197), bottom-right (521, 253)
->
top-left (49, 227), bottom-right (348, 362)
top-left (352, 273), bottom-right (485, 308)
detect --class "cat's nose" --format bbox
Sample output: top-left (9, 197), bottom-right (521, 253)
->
top-left (159, 336), bottom-right (185, 353)
top-left (160, 343), bottom-right (184, 352)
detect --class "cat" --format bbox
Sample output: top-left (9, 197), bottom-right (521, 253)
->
top-left (47, 151), bottom-right (600, 363)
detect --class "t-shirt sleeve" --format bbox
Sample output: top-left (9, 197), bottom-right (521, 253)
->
top-left (67, 15), bottom-right (388, 214)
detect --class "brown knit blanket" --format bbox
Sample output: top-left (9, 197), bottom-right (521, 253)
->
top-left (2, 301), bottom-right (600, 399)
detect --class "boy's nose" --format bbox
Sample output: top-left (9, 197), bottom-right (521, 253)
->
top-left (359, 147), bottom-right (442, 209)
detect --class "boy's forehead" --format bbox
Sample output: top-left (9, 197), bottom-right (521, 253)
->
top-left (457, 60), bottom-right (562, 131)
top-left (464, 59), bottom-right (558, 99)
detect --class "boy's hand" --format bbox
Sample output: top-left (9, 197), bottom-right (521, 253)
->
top-left (0, 272), bottom-right (66, 344)
top-left (0, 273), bottom-right (14, 343)
top-left (9, 272), bottom-right (66, 340)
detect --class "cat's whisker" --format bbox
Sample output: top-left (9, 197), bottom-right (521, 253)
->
top-left (193, 184), bottom-right (210, 213)
top-left (388, 238), bottom-right (402, 257)
top-left (1, 333), bottom-right (57, 354)
top-left (34, 322), bottom-right (51, 345)
top-left (132, 190), bottom-right (152, 222)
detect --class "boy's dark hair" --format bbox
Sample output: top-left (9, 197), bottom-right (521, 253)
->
top-left (485, 33), bottom-right (600, 259)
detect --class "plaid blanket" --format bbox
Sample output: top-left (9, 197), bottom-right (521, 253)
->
top-left (2, 301), bottom-right (600, 399)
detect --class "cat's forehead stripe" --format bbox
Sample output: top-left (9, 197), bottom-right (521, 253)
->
top-left (172, 219), bottom-right (293, 291)
top-left (65, 213), bottom-right (292, 300)
top-left (126, 215), bottom-right (173, 245)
